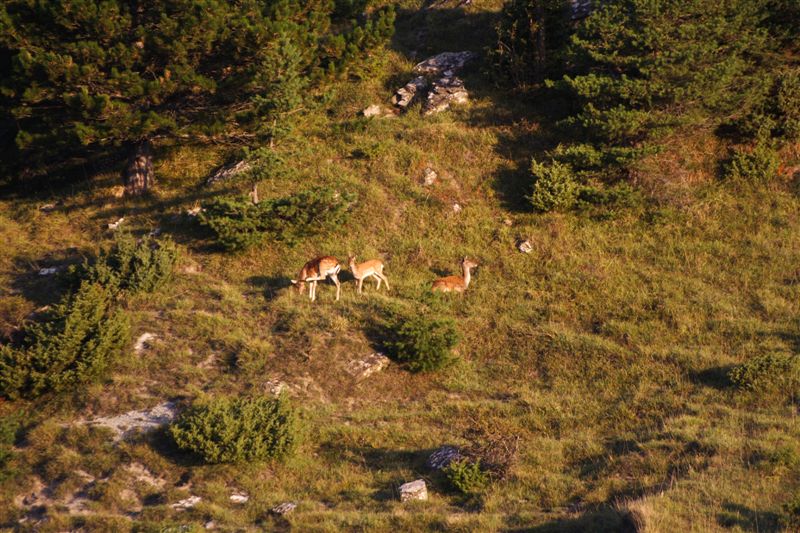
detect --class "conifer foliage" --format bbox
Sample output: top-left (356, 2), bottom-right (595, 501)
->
top-left (0, 1), bottom-right (395, 189)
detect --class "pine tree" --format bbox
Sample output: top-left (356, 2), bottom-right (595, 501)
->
top-left (0, 0), bottom-right (394, 192)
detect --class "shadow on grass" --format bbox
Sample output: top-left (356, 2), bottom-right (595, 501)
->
top-left (246, 275), bottom-right (293, 302)
top-left (717, 502), bottom-right (781, 532)
top-left (691, 364), bottom-right (736, 389)
top-left (513, 505), bottom-right (642, 533)
top-left (8, 249), bottom-right (87, 308)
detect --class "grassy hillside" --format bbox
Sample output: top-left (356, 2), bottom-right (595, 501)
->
top-left (1, 1), bottom-right (799, 531)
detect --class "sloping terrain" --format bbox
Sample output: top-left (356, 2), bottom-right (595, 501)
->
top-left (1, 1), bottom-right (799, 531)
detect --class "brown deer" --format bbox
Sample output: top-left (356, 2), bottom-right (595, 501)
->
top-left (348, 255), bottom-right (390, 294)
top-left (431, 257), bottom-right (478, 293)
top-left (290, 256), bottom-right (341, 301)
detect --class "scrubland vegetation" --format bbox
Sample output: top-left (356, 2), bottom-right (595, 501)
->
top-left (0, 0), bottom-right (798, 531)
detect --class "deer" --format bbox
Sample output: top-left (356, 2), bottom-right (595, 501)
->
top-left (431, 257), bottom-right (478, 293)
top-left (290, 256), bottom-right (341, 302)
top-left (348, 255), bottom-right (390, 294)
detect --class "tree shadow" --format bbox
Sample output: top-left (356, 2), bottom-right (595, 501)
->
top-left (690, 364), bottom-right (736, 390)
top-left (8, 248), bottom-right (88, 308)
top-left (717, 502), bottom-right (781, 532)
top-left (246, 275), bottom-right (293, 302)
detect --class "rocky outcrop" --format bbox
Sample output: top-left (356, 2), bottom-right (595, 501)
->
top-left (392, 51), bottom-right (476, 115)
top-left (82, 401), bottom-right (178, 442)
top-left (206, 160), bottom-right (250, 186)
top-left (347, 353), bottom-right (390, 381)
top-left (413, 51), bottom-right (476, 76)
top-left (272, 502), bottom-right (297, 515)
top-left (423, 76), bottom-right (469, 115)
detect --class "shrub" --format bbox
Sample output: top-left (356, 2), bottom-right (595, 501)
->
top-left (75, 233), bottom-right (178, 295)
top-left (170, 395), bottom-right (299, 464)
top-left (200, 187), bottom-right (354, 251)
top-left (528, 159), bottom-right (578, 212)
top-left (444, 459), bottom-right (489, 494)
top-left (723, 142), bottom-right (781, 185)
top-left (0, 282), bottom-right (130, 399)
top-left (0, 414), bottom-right (20, 481)
top-left (728, 354), bottom-right (800, 398)
top-left (385, 314), bottom-right (459, 373)
top-left (783, 492), bottom-right (800, 531)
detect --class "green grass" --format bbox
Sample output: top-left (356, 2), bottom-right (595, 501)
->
top-left (1, 1), bottom-right (799, 531)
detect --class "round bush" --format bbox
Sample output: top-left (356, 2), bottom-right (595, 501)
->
top-left (170, 395), bottom-right (299, 464)
top-left (528, 158), bottom-right (578, 212)
top-left (723, 142), bottom-right (780, 185)
top-left (386, 314), bottom-right (459, 373)
top-left (444, 459), bottom-right (489, 494)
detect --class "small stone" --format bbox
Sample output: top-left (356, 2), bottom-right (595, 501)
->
top-left (265, 379), bottom-right (288, 396)
top-left (205, 520), bottom-right (217, 530)
top-left (230, 493), bottom-right (249, 504)
top-left (134, 333), bottom-right (157, 354)
top-left (346, 353), bottom-right (390, 381)
top-left (271, 502), bottom-right (297, 515)
top-left (452, 203), bottom-right (462, 213)
top-left (39, 203), bottom-right (57, 213)
top-left (399, 479), bottom-right (428, 502)
top-left (107, 217), bottom-right (125, 230)
top-left (186, 206), bottom-right (203, 217)
top-left (422, 167), bottom-right (438, 186)
top-left (427, 446), bottom-right (463, 470)
top-left (38, 267), bottom-right (59, 276)
top-left (362, 104), bottom-right (383, 117)
top-left (518, 240), bottom-right (533, 254)
top-left (171, 495), bottom-right (201, 510)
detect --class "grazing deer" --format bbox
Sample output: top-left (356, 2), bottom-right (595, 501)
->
top-left (291, 256), bottom-right (341, 301)
top-left (431, 257), bottom-right (478, 293)
top-left (348, 255), bottom-right (390, 294)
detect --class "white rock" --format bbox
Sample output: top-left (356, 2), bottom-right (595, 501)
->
top-left (271, 502), bottom-right (297, 515)
top-left (230, 493), bottom-right (249, 504)
top-left (134, 333), bottom-right (157, 354)
top-left (83, 401), bottom-right (178, 442)
top-left (186, 206), bottom-right (204, 217)
top-left (392, 76), bottom-right (428, 109)
top-left (38, 267), bottom-right (59, 276)
top-left (346, 353), bottom-right (390, 381)
top-left (423, 76), bottom-right (469, 115)
top-left (518, 240), bottom-right (533, 254)
top-left (205, 520), bottom-right (217, 530)
top-left (399, 479), bottom-right (428, 502)
top-left (413, 51), bottom-right (477, 76)
top-left (171, 495), bottom-right (201, 510)
top-left (452, 203), bottom-right (462, 213)
top-left (264, 379), bottom-right (288, 396)
top-left (107, 217), bottom-right (125, 230)
top-left (39, 203), bottom-right (58, 213)
top-left (362, 104), bottom-right (383, 117)
top-left (422, 167), bottom-right (438, 186)
top-left (206, 160), bottom-right (251, 186)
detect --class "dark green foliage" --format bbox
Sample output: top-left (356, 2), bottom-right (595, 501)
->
top-left (783, 492), bottom-right (800, 531)
top-left (543, 0), bottom-right (778, 177)
top-left (72, 233), bottom-right (178, 295)
top-left (385, 314), bottom-right (459, 373)
top-left (723, 142), bottom-right (780, 186)
top-left (490, 0), bottom-right (571, 86)
top-left (444, 459), bottom-right (489, 494)
top-left (728, 354), bottom-right (800, 398)
top-left (199, 186), bottom-right (355, 251)
top-left (528, 158), bottom-right (578, 212)
top-left (0, 282), bottom-right (130, 399)
top-left (0, 0), bottom-right (395, 171)
top-left (734, 69), bottom-right (800, 142)
top-left (170, 395), bottom-right (299, 464)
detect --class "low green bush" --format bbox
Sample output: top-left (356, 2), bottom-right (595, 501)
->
top-left (528, 159), bottom-right (578, 212)
top-left (170, 395), bottom-right (299, 464)
top-left (783, 492), bottom-right (800, 531)
top-left (723, 142), bottom-right (780, 185)
top-left (444, 459), bottom-right (489, 494)
top-left (0, 282), bottom-right (130, 399)
top-left (200, 187), bottom-right (354, 251)
top-left (728, 353), bottom-right (800, 399)
top-left (71, 232), bottom-right (178, 295)
top-left (385, 314), bottom-right (459, 373)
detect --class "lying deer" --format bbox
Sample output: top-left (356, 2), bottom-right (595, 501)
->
top-left (291, 256), bottom-right (341, 301)
top-left (348, 255), bottom-right (390, 294)
top-left (431, 257), bottom-right (478, 293)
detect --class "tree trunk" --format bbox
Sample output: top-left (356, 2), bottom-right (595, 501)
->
top-left (123, 140), bottom-right (154, 196)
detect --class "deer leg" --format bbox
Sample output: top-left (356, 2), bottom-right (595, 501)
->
top-left (374, 274), bottom-right (381, 290)
top-left (331, 274), bottom-right (341, 301)
top-left (310, 281), bottom-right (316, 301)
top-left (357, 277), bottom-right (363, 294)
top-left (380, 272), bottom-right (390, 291)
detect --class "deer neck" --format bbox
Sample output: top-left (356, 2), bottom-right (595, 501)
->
top-left (349, 260), bottom-right (358, 277)
top-left (462, 263), bottom-right (471, 288)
